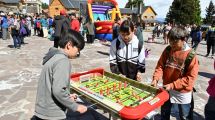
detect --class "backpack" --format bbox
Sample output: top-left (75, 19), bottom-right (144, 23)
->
top-left (165, 45), bottom-right (196, 74)
top-left (36, 21), bottom-right (41, 28)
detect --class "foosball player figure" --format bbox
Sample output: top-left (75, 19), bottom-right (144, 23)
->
top-left (86, 84), bottom-right (89, 88)
top-left (95, 82), bottom-right (99, 87)
top-left (119, 82), bottom-right (122, 90)
top-left (113, 83), bottom-right (116, 91)
top-left (106, 87), bottom-right (110, 95)
top-left (100, 89), bottom-right (103, 95)
top-left (124, 81), bottom-right (127, 88)
top-left (105, 79), bottom-right (108, 83)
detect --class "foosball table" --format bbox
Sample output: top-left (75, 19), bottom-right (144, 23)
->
top-left (70, 68), bottom-right (169, 120)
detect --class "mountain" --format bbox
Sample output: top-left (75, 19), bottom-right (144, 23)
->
top-left (156, 18), bottom-right (166, 23)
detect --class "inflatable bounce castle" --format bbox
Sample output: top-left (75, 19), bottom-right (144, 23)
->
top-left (87, 0), bottom-right (121, 41)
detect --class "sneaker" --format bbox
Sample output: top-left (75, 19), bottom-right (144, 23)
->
top-left (205, 54), bottom-right (209, 57)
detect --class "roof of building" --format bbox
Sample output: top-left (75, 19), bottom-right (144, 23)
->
top-left (142, 6), bottom-right (157, 15)
top-left (50, 0), bottom-right (87, 9)
top-left (0, 0), bottom-right (20, 3)
top-left (120, 6), bottom-right (157, 15)
top-left (120, 8), bottom-right (134, 14)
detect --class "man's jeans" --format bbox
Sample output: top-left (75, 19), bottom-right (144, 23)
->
top-left (161, 99), bottom-right (192, 120)
top-left (2, 28), bottom-right (8, 40)
top-left (12, 35), bottom-right (21, 48)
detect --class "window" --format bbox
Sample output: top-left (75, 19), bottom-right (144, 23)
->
top-left (144, 16), bottom-right (147, 19)
top-left (151, 16), bottom-right (154, 19)
top-left (55, 7), bottom-right (59, 10)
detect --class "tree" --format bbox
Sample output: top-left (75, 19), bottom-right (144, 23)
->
top-left (166, 0), bottom-right (201, 25)
top-left (203, 0), bottom-right (215, 24)
top-left (42, 2), bottom-right (49, 9)
top-left (125, 0), bottom-right (143, 8)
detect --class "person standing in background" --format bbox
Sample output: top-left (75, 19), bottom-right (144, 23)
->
top-left (70, 13), bottom-right (80, 32)
top-left (1, 13), bottom-right (8, 40)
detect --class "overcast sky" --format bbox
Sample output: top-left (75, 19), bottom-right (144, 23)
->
top-left (43, 0), bottom-right (214, 18)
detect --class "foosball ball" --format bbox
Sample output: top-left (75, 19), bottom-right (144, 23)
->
top-left (70, 68), bottom-right (169, 120)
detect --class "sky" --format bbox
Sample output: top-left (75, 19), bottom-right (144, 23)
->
top-left (43, 0), bottom-right (214, 18)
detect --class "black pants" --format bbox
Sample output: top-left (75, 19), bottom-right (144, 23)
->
top-left (207, 41), bottom-right (215, 55)
top-left (205, 96), bottom-right (215, 120)
top-left (192, 41), bottom-right (200, 51)
top-left (31, 115), bottom-right (65, 120)
top-left (87, 35), bottom-right (94, 43)
top-left (54, 37), bottom-right (60, 48)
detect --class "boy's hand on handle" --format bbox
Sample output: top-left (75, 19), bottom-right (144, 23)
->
top-left (136, 72), bottom-right (142, 82)
top-left (77, 104), bottom-right (87, 114)
top-left (151, 79), bottom-right (158, 87)
top-left (163, 84), bottom-right (171, 91)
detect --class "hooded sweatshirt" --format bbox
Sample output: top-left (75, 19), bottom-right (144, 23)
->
top-left (35, 47), bottom-right (78, 119)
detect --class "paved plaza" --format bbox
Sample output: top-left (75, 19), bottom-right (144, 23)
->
top-left (0, 32), bottom-right (213, 120)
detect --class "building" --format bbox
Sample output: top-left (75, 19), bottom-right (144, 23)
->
top-left (23, 0), bottom-right (42, 14)
top-left (0, 0), bottom-right (23, 13)
top-left (120, 6), bottom-right (157, 26)
top-left (49, 0), bottom-right (87, 17)
top-left (140, 6), bottom-right (157, 26)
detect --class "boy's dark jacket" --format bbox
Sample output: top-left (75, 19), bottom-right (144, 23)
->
top-left (35, 47), bottom-right (78, 119)
top-left (52, 15), bottom-right (70, 38)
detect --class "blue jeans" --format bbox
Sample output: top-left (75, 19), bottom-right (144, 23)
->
top-left (12, 35), bottom-right (21, 48)
top-left (2, 28), bottom-right (8, 40)
top-left (161, 99), bottom-right (192, 120)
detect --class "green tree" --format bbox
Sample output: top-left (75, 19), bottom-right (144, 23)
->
top-left (166, 0), bottom-right (201, 25)
top-left (42, 2), bottom-right (49, 9)
top-left (203, 0), bottom-right (215, 24)
top-left (125, 0), bottom-right (143, 8)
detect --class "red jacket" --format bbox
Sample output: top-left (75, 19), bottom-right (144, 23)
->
top-left (207, 76), bottom-right (215, 97)
top-left (70, 19), bottom-right (80, 32)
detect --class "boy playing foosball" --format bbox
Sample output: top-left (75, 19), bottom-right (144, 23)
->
top-left (151, 26), bottom-right (199, 120)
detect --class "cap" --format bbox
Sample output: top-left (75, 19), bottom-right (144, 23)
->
top-left (60, 9), bottom-right (66, 15)
top-left (8, 12), bottom-right (14, 15)
top-left (0, 12), bottom-right (5, 16)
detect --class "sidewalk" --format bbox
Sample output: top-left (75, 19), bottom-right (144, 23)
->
top-left (0, 32), bottom-right (213, 119)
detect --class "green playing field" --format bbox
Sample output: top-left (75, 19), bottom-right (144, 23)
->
top-left (79, 76), bottom-right (152, 107)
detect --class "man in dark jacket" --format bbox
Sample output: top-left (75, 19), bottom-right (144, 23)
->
top-left (206, 23), bottom-right (215, 57)
top-left (52, 9), bottom-right (71, 48)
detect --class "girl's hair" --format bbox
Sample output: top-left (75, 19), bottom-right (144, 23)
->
top-left (59, 29), bottom-right (85, 50)
top-left (120, 20), bottom-right (134, 33)
top-left (167, 26), bottom-right (188, 41)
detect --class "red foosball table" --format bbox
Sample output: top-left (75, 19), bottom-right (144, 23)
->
top-left (70, 68), bottom-right (169, 120)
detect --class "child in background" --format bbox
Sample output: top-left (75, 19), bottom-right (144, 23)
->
top-left (48, 26), bottom-right (54, 41)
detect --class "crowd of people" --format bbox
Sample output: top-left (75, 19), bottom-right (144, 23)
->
top-left (152, 23), bottom-right (215, 58)
top-left (0, 9), bottom-right (214, 120)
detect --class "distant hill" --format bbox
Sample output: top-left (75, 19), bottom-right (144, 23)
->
top-left (156, 18), bottom-right (166, 23)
